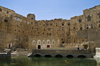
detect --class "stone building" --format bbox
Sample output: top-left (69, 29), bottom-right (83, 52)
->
top-left (0, 5), bottom-right (100, 50)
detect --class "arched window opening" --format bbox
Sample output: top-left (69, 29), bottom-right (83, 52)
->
top-left (80, 27), bottom-right (82, 30)
top-left (4, 19), bottom-right (8, 22)
top-left (87, 27), bottom-right (89, 29)
top-left (68, 23), bottom-right (70, 26)
top-left (0, 8), bottom-right (2, 12)
top-left (79, 19), bottom-right (82, 23)
top-left (32, 40), bottom-right (35, 44)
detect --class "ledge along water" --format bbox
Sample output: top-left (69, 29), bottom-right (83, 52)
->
top-left (29, 49), bottom-right (94, 58)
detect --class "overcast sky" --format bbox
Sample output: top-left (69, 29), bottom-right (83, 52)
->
top-left (0, 0), bottom-right (100, 20)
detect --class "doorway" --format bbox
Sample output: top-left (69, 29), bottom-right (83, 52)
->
top-left (38, 45), bottom-right (41, 49)
top-left (47, 45), bottom-right (50, 48)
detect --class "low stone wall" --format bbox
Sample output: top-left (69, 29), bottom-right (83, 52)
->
top-left (0, 50), bottom-right (11, 59)
top-left (32, 49), bottom-right (90, 54)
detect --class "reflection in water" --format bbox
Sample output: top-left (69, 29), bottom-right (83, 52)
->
top-left (0, 56), bottom-right (97, 66)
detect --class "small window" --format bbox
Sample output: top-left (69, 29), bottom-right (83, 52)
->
top-left (16, 17), bottom-right (18, 20)
top-left (68, 23), bottom-right (70, 26)
top-left (62, 24), bottom-right (64, 26)
top-left (4, 19), bottom-right (8, 22)
top-left (24, 21), bottom-right (26, 23)
top-left (27, 22), bottom-right (29, 24)
top-left (31, 18), bottom-right (33, 20)
top-left (7, 11), bottom-right (9, 14)
top-left (0, 8), bottom-right (2, 12)
top-left (80, 27), bottom-right (82, 30)
top-left (87, 17), bottom-right (91, 21)
top-left (79, 19), bottom-right (82, 23)
top-left (43, 23), bottom-right (45, 26)
top-left (52, 40), bottom-right (55, 44)
top-left (73, 27), bottom-right (75, 29)
top-left (31, 22), bottom-right (33, 24)
top-left (15, 29), bottom-right (16, 31)
top-left (50, 23), bottom-right (52, 26)
top-left (18, 30), bottom-right (20, 32)
top-left (87, 27), bottom-right (89, 29)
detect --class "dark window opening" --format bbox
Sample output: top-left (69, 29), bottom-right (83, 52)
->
top-left (23, 31), bottom-right (24, 33)
top-left (99, 24), bottom-right (100, 27)
top-left (18, 30), bottom-right (20, 32)
top-left (15, 30), bottom-right (16, 31)
top-left (31, 18), bottom-right (33, 20)
top-left (47, 45), bottom-right (50, 48)
top-left (87, 27), bottom-right (89, 29)
top-left (91, 26), bottom-right (93, 28)
top-left (4, 19), bottom-right (8, 22)
top-left (50, 23), bottom-right (52, 26)
top-left (68, 23), bottom-right (70, 26)
top-left (62, 24), bottom-right (64, 26)
top-left (62, 42), bottom-right (64, 43)
top-left (31, 22), bottom-right (33, 24)
top-left (38, 45), bottom-right (41, 49)
top-left (73, 27), bottom-right (75, 29)
top-left (7, 11), bottom-right (9, 14)
top-left (44, 29), bottom-right (45, 31)
top-left (80, 27), bottom-right (82, 30)
top-left (0, 8), bottom-right (2, 12)
top-left (79, 19), bottom-right (82, 23)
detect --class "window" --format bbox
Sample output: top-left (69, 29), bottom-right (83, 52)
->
top-left (42, 40), bottom-right (45, 44)
top-left (16, 17), bottom-right (18, 20)
top-left (35, 22), bottom-right (38, 26)
top-left (31, 18), bottom-right (33, 20)
top-left (62, 24), bottom-right (64, 26)
top-left (87, 17), bottom-right (91, 21)
top-left (0, 8), bottom-right (2, 12)
top-left (7, 11), bottom-right (9, 14)
top-left (32, 40), bottom-right (35, 44)
top-left (27, 22), bottom-right (29, 24)
top-left (87, 27), bottom-right (89, 29)
top-left (19, 18), bottom-right (22, 21)
top-left (15, 29), bottom-right (16, 31)
top-left (52, 40), bottom-right (55, 44)
top-left (43, 23), bottom-right (45, 26)
top-left (79, 19), bottom-right (82, 23)
top-left (18, 30), bottom-right (20, 32)
top-left (31, 22), bottom-right (33, 24)
top-left (24, 21), bottom-right (26, 23)
top-left (50, 23), bottom-right (52, 26)
top-left (80, 27), bottom-right (82, 30)
top-left (4, 19), bottom-right (8, 22)
top-left (73, 27), bottom-right (75, 29)
top-left (47, 40), bottom-right (50, 44)
top-left (68, 23), bottom-right (70, 26)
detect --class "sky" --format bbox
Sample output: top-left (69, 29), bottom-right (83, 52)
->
top-left (0, 0), bottom-right (100, 20)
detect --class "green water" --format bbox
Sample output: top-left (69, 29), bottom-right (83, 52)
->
top-left (0, 56), bottom-right (98, 66)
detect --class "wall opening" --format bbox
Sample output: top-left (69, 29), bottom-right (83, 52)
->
top-left (38, 45), bottom-right (41, 49)
top-left (47, 45), bottom-right (50, 48)
top-left (34, 54), bottom-right (41, 57)
top-left (78, 55), bottom-right (86, 58)
top-left (83, 45), bottom-right (88, 49)
top-left (55, 54), bottom-right (63, 58)
top-left (44, 55), bottom-right (51, 57)
top-left (4, 19), bottom-right (8, 22)
top-left (66, 55), bottom-right (74, 58)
